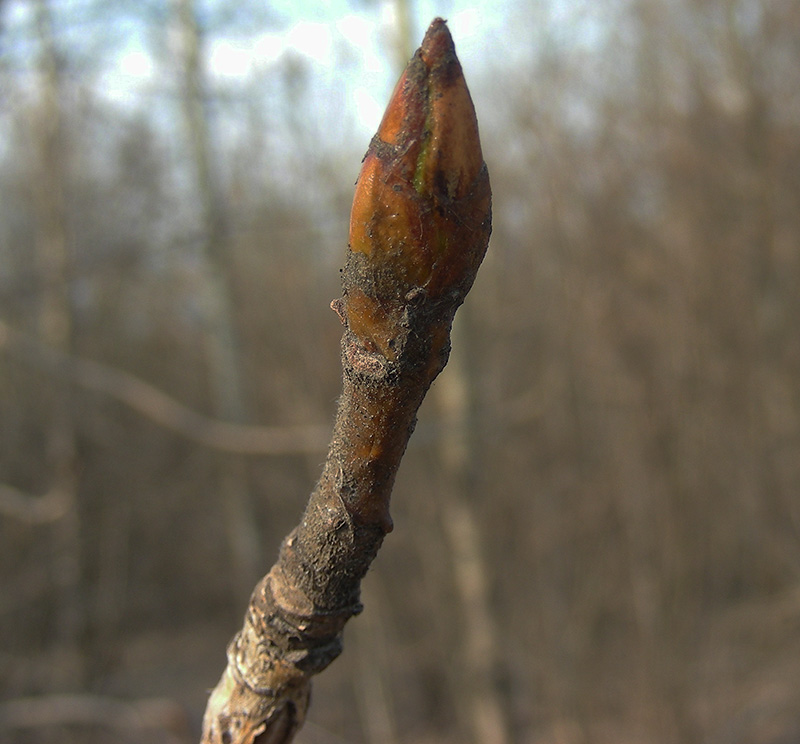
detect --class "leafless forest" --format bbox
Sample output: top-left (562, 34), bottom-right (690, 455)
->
top-left (1, 1), bottom-right (799, 743)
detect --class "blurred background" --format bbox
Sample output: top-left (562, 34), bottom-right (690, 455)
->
top-left (1, 0), bottom-right (799, 742)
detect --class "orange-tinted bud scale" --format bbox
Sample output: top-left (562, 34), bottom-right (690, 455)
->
top-left (344, 18), bottom-right (491, 358)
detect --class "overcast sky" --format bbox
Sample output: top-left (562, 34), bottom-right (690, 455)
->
top-left (1, 0), bottom-right (514, 121)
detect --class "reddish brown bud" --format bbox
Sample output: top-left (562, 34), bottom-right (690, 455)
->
top-left (343, 18), bottom-right (491, 363)
top-left (201, 22), bottom-right (492, 744)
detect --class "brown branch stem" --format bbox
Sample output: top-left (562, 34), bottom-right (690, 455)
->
top-left (200, 18), bottom-right (491, 744)
top-left (0, 319), bottom-right (328, 455)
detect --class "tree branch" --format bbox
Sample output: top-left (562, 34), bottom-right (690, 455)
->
top-left (0, 483), bottom-right (72, 524)
top-left (0, 320), bottom-right (329, 455)
top-left (200, 18), bottom-right (491, 744)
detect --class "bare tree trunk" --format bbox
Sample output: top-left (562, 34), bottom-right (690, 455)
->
top-left (32, 0), bottom-right (84, 688)
top-left (173, 0), bottom-right (260, 599)
top-left (434, 312), bottom-right (511, 744)
top-left (352, 578), bottom-right (399, 744)
top-left (390, 0), bottom-right (415, 73)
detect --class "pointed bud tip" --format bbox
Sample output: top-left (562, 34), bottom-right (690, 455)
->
top-left (420, 18), bottom-right (455, 66)
top-left (345, 14), bottom-right (491, 327)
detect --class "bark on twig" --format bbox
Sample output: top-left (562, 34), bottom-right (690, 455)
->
top-left (200, 19), bottom-right (491, 744)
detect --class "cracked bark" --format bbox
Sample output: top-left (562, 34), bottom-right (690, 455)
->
top-left (200, 18), bottom-right (491, 744)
